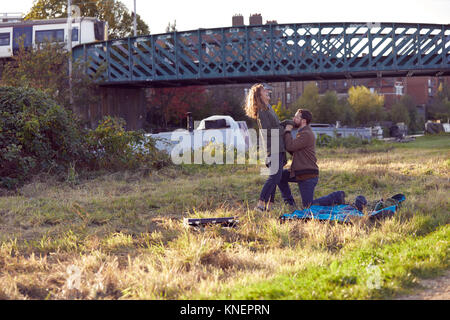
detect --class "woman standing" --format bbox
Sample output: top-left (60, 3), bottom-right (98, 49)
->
top-left (244, 83), bottom-right (287, 211)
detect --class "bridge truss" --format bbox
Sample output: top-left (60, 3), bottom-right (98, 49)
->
top-left (72, 22), bottom-right (450, 87)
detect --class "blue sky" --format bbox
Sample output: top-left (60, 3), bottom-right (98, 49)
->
top-left (4, 0), bottom-right (450, 35)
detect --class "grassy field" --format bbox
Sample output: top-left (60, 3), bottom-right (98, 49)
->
top-left (0, 134), bottom-right (448, 300)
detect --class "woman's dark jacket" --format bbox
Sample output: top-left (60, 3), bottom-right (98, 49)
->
top-left (257, 106), bottom-right (286, 159)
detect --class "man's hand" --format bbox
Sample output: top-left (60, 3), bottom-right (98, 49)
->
top-left (285, 124), bottom-right (293, 131)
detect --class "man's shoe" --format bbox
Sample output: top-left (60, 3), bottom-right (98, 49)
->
top-left (336, 191), bottom-right (346, 205)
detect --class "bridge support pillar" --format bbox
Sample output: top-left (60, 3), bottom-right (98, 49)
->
top-left (77, 86), bottom-right (147, 130)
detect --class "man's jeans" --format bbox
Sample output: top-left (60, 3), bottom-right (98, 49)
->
top-left (278, 169), bottom-right (347, 208)
top-left (278, 170), bottom-right (318, 208)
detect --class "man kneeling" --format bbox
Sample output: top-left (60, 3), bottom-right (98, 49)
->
top-left (279, 109), bottom-right (345, 209)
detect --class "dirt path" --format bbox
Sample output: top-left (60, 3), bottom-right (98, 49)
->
top-left (395, 270), bottom-right (450, 300)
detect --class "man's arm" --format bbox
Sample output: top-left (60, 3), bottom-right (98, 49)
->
top-left (284, 128), bottom-right (311, 152)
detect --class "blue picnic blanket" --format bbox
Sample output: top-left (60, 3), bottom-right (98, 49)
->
top-left (280, 194), bottom-right (405, 223)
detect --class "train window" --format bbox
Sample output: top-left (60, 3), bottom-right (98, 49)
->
top-left (0, 33), bottom-right (10, 46)
top-left (13, 27), bottom-right (32, 49)
top-left (35, 29), bottom-right (64, 43)
top-left (72, 28), bottom-right (79, 41)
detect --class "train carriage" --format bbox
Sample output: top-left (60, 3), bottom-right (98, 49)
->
top-left (0, 17), bottom-right (107, 59)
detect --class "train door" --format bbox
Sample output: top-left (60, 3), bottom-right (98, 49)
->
top-left (13, 26), bottom-right (33, 52)
top-left (0, 27), bottom-right (13, 58)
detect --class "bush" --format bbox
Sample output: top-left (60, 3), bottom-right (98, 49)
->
top-left (0, 87), bottom-right (170, 189)
top-left (316, 134), bottom-right (333, 147)
top-left (0, 86), bottom-right (86, 189)
top-left (86, 116), bottom-right (170, 171)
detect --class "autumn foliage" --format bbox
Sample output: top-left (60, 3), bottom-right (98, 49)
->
top-left (146, 85), bottom-right (249, 130)
top-left (147, 86), bottom-right (208, 128)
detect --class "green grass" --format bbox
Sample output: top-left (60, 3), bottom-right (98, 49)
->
top-left (216, 225), bottom-right (449, 300)
top-left (0, 134), bottom-right (448, 299)
top-left (395, 133), bottom-right (450, 149)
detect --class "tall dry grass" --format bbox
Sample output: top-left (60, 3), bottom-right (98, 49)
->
top-left (0, 135), bottom-right (448, 299)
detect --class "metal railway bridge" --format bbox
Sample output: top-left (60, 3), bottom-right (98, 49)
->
top-left (73, 22), bottom-right (450, 87)
top-left (71, 22), bottom-right (450, 129)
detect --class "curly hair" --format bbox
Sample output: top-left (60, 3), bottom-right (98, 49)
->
top-left (244, 84), bottom-right (267, 119)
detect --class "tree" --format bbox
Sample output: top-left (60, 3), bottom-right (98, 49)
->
top-left (272, 100), bottom-right (293, 121)
top-left (192, 86), bottom-right (248, 123)
top-left (316, 91), bottom-right (340, 124)
top-left (390, 98), bottom-right (410, 126)
top-left (2, 39), bottom-right (100, 112)
top-left (293, 82), bottom-right (320, 117)
top-left (25, 0), bottom-right (149, 39)
top-left (428, 83), bottom-right (450, 122)
top-left (293, 84), bottom-right (355, 125)
top-left (390, 94), bottom-right (424, 132)
top-left (348, 85), bottom-right (385, 125)
top-left (166, 20), bottom-right (177, 32)
top-left (146, 86), bottom-right (208, 129)
top-left (336, 97), bottom-right (356, 126)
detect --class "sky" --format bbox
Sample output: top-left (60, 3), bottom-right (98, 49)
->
top-left (3, 0), bottom-right (450, 35)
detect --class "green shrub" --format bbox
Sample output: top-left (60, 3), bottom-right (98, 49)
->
top-left (0, 87), bottom-right (170, 189)
top-left (86, 116), bottom-right (170, 171)
top-left (0, 86), bottom-right (86, 189)
top-left (316, 134), bottom-right (333, 147)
